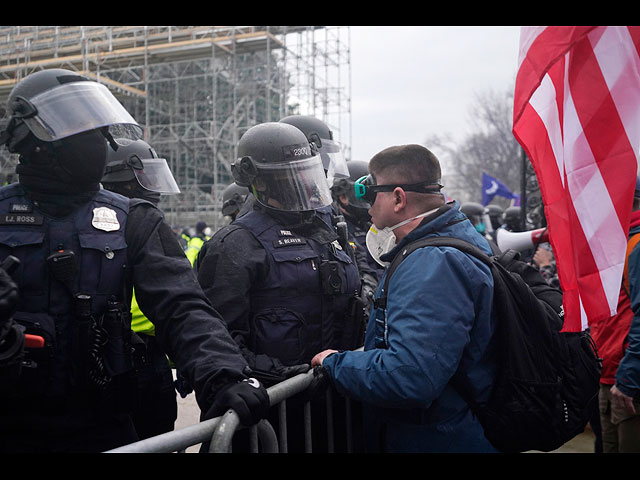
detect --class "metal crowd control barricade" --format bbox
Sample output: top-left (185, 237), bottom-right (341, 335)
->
top-left (105, 365), bottom-right (362, 453)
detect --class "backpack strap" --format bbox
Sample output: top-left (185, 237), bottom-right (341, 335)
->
top-left (374, 236), bottom-right (492, 310)
top-left (372, 235), bottom-right (496, 412)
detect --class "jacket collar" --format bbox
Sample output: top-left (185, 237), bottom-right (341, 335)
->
top-left (380, 200), bottom-right (460, 263)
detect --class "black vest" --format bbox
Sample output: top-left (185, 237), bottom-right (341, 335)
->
top-left (0, 183), bottom-right (131, 405)
top-left (234, 208), bottom-right (361, 365)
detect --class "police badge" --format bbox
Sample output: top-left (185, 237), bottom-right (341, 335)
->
top-left (92, 207), bottom-right (120, 232)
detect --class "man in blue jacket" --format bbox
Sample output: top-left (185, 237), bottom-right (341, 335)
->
top-left (312, 144), bottom-right (498, 453)
top-left (608, 183), bottom-right (640, 451)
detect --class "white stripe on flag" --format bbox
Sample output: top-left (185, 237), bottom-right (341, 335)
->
top-left (529, 73), bottom-right (565, 188)
top-left (563, 48), bottom-right (627, 318)
top-left (515, 26), bottom-right (640, 330)
top-left (592, 28), bottom-right (640, 166)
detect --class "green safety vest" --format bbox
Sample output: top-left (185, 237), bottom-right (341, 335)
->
top-left (185, 235), bottom-right (209, 266)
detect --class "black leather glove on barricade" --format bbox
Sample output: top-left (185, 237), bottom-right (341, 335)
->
top-left (203, 377), bottom-right (270, 427)
top-left (246, 352), bottom-right (310, 387)
top-left (295, 365), bottom-right (329, 403)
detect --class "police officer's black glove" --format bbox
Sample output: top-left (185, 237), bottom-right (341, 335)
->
top-left (204, 378), bottom-right (270, 426)
top-left (248, 353), bottom-right (310, 387)
top-left (295, 365), bottom-right (329, 403)
top-left (278, 363), bottom-right (310, 378)
top-left (361, 273), bottom-right (377, 301)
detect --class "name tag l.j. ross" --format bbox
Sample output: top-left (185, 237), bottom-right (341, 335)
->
top-left (0, 214), bottom-right (44, 225)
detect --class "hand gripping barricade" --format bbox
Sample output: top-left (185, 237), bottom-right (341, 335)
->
top-left (375, 236), bottom-right (602, 453)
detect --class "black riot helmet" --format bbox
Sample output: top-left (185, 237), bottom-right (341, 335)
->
top-left (504, 206), bottom-right (523, 232)
top-left (484, 204), bottom-right (504, 230)
top-left (279, 115), bottom-right (349, 184)
top-left (460, 201), bottom-right (491, 234)
top-left (0, 68), bottom-right (142, 193)
top-left (460, 201), bottom-right (485, 221)
top-left (1, 68), bottom-right (141, 149)
top-left (102, 138), bottom-right (180, 204)
top-left (221, 182), bottom-right (249, 218)
top-left (232, 122), bottom-right (333, 212)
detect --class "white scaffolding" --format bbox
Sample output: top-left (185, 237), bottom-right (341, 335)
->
top-left (0, 26), bottom-right (351, 229)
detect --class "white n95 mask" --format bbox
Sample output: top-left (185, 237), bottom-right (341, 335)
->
top-left (366, 208), bottom-right (438, 267)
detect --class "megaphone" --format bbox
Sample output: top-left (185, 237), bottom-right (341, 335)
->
top-left (496, 227), bottom-right (549, 253)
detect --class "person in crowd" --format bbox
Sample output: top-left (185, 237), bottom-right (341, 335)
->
top-left (484, 204), bottom-right (504, 232)
top-left (0, 68), bottom-right (269, 452)
top-left (101, 137), bottom-right (182, 440)
top-left (598, 178), bottom-right (640, 452)
top-left (461, 201), bottom-right (499, 253)
top-left (503, 205), bottom-right (523, 232)
top-left (280, 114), bottom-right (378, 308)
top-left (532, 245), bottom-right (561, 290)
top-left (331, 160), bottom-right (385, 280)
top-left (221, 182), bottom-right (249, 224)
top-left (195, 122), bottom-right (363, 452)
top-left (311, 144), bottom-right (498, 453)
top-left (185, 221), bottom-right (210, 266)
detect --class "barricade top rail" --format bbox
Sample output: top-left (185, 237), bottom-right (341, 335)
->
top-left (105, 369), bottom-right (317, 453)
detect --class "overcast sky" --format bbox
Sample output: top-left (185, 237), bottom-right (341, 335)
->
top-left (348, 26), bottom-right (522, 162)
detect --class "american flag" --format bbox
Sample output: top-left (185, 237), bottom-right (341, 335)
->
top-left (513, 26), bottom-right (640, 332)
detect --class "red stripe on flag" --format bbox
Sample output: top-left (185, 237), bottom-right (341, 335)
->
top-left (513, 100), bottom-right (590, 331)
top-left (565, 188), bottom-right (610, 327)
top-left (514, 26), bottom-right (597, 126)
top-left (568, 33), bottom-right (636, 226)
top-left (514, 26), bottom-right (640, 330)
top-left (627, 26), bottom-right (640, 58)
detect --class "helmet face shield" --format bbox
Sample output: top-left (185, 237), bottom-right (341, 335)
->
top-left (320, 138), bottom-right (349, 184)
top-left (132, 158), bottom-right (181, 194)
top-left (18, 81), bottom-right (142, 142)
top-left (252, 154), bottom-right (333, 211)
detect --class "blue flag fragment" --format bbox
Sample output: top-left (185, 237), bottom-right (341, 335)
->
top-left (482, 172), bottom-right (520, 206)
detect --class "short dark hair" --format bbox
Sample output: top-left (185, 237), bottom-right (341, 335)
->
top-left (369, 144), bottom-right (441, 185)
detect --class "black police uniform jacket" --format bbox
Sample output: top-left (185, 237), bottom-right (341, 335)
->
top-left (0, 183), bottom-right (248, 426)
top-left (196, 203), bottom-right (361, 369)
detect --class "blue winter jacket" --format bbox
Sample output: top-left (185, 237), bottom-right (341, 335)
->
top-left (322, 201), bottom-right (498, 453)
top-left (614, 222), bottom-right (640, 396)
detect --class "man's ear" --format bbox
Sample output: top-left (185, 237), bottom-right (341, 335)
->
top-left (393, 187), bottom-right (407, 213)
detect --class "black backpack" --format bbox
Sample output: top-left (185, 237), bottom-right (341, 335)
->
top-left (379, 236), bottom-right (602, 453)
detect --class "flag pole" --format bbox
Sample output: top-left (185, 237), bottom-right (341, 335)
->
top-left (520, 146), bottom-right (527, 231)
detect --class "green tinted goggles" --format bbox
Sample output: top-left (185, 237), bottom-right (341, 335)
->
top-left (354, 174), bottom-right (443, 204)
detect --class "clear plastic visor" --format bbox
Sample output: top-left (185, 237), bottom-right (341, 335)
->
top-left (253, 154), bottom-right (332, 211)
top-left (321, 139), bottom-right (349, 183)
top-left (22, 81), bottom-right (142, 141)
top-left (133, 158), bottom-right (181, 194)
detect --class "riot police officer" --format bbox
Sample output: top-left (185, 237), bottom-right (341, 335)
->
top-left (279, 115), bottom-right (378, 302)
top-left (504, 205), bottom-right (524, 232)
top-left (221, 182), bottom-right (249, 224)
top-left (331, 160), bottom-right (385, 279)
top-left (460, 201), bottom-right (488, 234)
top-left (101, 137), bottom-right (181, 440)
top-left (195, 122), bottom-right (362, 451)
top-left (461, 201), bottom-right (499, 254)
top-left (484, 203), bottom-right (505, 231)
top-left (279, 114), bottom-right (350, 185)
top-left (0, 68), bottom-right (269, 452)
